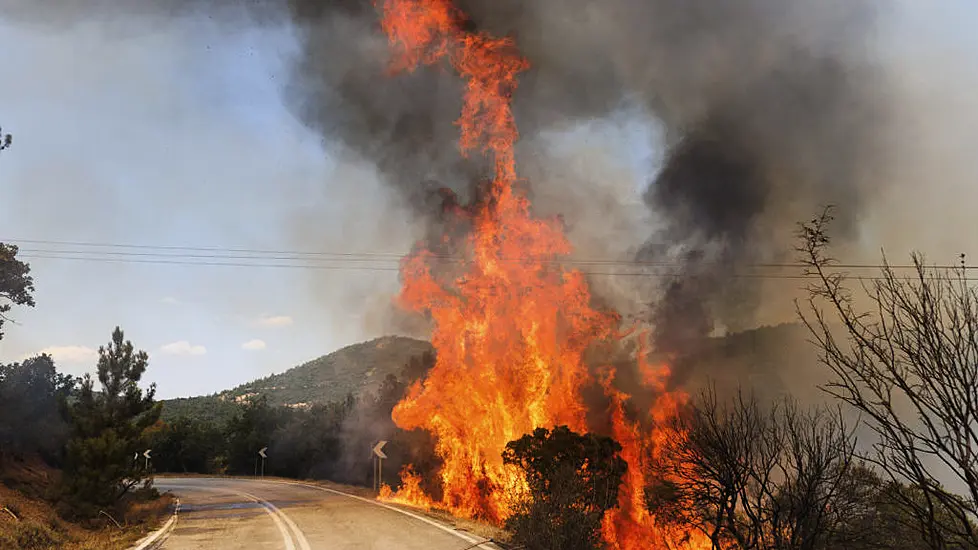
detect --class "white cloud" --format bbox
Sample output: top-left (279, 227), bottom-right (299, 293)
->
top-left (256, 315), bottom-right (293, 328)
top-left (159, 341), bottom-right (207, 356)
top-left (161, 297), bottom-right (179, 304)
top-left (241, 339), bottom-right (267, 351)
top-left (27, 346), bottom-right (98, 365)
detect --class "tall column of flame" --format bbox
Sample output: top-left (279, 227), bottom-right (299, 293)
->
top-left (379, 0), bottom-right (616, 522)
top-left (377, 1), bottom-right (711, 547)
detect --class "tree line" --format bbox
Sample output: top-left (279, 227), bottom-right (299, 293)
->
top-left (144, 351), bottom-right (438, 484)
top-left (0, 325), bottom-right (162, 521)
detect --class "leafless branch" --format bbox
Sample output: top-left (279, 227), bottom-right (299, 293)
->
top-left (653, 384), bottom-right (863, 550)
top-left (796, 206), bottom-right (978, 549)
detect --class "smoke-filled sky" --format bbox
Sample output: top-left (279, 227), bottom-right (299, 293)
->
top-left (0, 0), bottom-right (976, 399)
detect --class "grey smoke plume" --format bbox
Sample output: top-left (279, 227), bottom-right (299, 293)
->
top-left (282, 0), bottom-right (889, 353)
top-left (3, 0), bottom-right (892, 353)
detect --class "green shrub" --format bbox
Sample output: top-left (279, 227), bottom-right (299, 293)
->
top-left (503, 426), bottom-right (627, 550)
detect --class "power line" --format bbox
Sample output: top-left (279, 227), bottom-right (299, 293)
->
top-left (4, 238), bottom-right (407, 258)
top-left (15, 252), bottom-right (978, 282)
top-left (4, 237), bottom-right (972, 271)
top-left (17, 253), bottom-right (402, 271)
top-left (16, 248), bottom-right (403, 263)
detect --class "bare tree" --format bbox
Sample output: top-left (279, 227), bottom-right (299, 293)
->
top-left (648, 386), bottom-right (760, 549)
top-left (772, 400), bottom-right (870, 550)
top-left (797, 207), bottom-right (978, 549)
top-left (649, 385), bottom-right (862, 550)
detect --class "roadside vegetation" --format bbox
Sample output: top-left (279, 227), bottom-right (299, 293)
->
top-left (503, 427), bottom-right (626, 550)
top-left (0, 321), bottom-right (173, 548)
top-left (795, 208), bottom-right (978, 549)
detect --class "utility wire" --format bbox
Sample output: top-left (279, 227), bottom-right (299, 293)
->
top-left (3, 238), bottom-right (407, 258)
top-left (14, 252), bottom-right (978, 282)
top-left (3, 237), bottom-right (972, 271)
top-left (16, 248), bottom-right (403, 263)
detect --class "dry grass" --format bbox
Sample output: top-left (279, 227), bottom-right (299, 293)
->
top-left (60, 496), bottom-right (174, 550)
top-left (0, 458), bottom-right (174, 550)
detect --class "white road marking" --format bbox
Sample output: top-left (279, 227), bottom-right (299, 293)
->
top-left (129, 499), bottom-right (180, 550)
top-left (158, 477), bottom-right (498, 549)
top-left (239, 490), bottom-right (312, 550)
top-left (247, 494), bottom-right (297, 550)
top-left (261, 479), bottom-right (499, 549)
top-left (160, 483), bottom-right (306, 550)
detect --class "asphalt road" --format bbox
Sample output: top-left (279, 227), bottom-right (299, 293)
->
top-left (153, 477), bottom-right (493, 550)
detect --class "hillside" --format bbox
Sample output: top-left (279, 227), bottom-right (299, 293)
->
top-left (161, 326), bottom-right (826, 424)
top-left (673, 322), bottom-right (826, 402)
top-left (161, 335), bottom-right (433, 423)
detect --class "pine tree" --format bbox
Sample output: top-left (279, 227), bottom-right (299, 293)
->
top-left (0, 243), bottom-right (34, 340)
top-left (59, 327), bottom-right (161, 518)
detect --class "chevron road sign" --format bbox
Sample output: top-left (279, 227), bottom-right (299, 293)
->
top-left (372, 441), bottom-right (387, 460)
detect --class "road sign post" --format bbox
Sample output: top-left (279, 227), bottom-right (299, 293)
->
top-left (372, 441), bottom-right (387, 493)
top-left (258, 447), bottom-right (267, 480)
top-left (143, 449), bottom-right (152, 471)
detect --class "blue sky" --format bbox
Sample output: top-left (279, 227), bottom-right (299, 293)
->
top-left (0, 16), bottom-right (422, 398)
top-left (0, 2), bottom-right (976, 399)
top-left (0, 12), bottom-right (656, 399)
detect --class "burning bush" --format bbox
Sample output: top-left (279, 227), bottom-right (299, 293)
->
top-left (502, 426), bottom-right (627, 550)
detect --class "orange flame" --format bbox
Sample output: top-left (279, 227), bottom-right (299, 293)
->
top-left (599, 354), bottom-right (711, 549)
top-left (379, 466), bottom-right (436, 510)
top-left (377, 0), bottom-right (709, 547)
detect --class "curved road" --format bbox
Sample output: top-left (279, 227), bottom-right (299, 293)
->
top-left (153, 477), bottom-right (494, 550)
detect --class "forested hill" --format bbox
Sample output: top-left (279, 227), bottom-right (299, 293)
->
top-left (672, 322), bottom-right (823, 401)
top-left (160, 324), bottom-right (822, 425)
top-left (161, 336), bottom-right (434, 423)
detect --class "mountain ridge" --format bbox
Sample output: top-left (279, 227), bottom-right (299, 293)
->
top-left (161, 323), bottom-right (821, 424)
top-left (161, 335), bottom-right (433, 422)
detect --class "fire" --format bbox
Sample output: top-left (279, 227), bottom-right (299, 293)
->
top-left (376, 0), bottom-right (709, 547)
top-left (600, 358), bottom-right (711, 550)
top-left (379, 466), bottom-right (435, 510)
top-left (378, 0), bottom-right (613, 523)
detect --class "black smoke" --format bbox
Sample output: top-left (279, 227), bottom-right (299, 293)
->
top-left (281, 0), bottom-right (889, 355)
